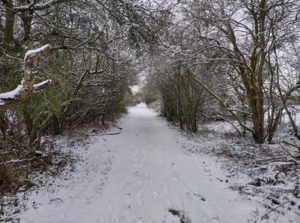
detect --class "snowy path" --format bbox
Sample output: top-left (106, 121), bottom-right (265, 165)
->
top-left (19, 103), bottom-right (259, 223)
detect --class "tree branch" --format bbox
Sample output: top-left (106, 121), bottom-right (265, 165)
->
top-left (0, 44), bottom-right (52, 111)
top-left (188, 70), bottom-right (255, 135)
top-left (13, 0), bottom-right (65, 12)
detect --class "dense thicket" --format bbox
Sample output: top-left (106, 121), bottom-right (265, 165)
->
top-left (0, 0), bottom-right (167, 193)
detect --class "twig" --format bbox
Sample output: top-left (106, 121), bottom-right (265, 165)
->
top-left (98, 132), bottom-right (121, 136)
top-left (282, 140), bottom-right (300, 152)
top-left (0, 158), bottom-right (37, 166)
top-left (279, 143), bottom-right (300, 165)
top-left (261, 201), bottom-right (291, 220)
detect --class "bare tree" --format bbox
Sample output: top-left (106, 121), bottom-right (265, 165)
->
top-left (179, 0), bottom-right (300, 143)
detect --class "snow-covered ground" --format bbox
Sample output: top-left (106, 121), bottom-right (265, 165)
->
top-left (7, 103), bottom-right (299, 222)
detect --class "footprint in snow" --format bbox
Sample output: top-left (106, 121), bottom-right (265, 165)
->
top-left (49, 197), bottom-right (63, 204)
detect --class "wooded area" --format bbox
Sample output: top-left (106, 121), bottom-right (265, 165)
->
top-left (0, 0), bottom-right (168, 194)
top-left (1, 0), bottom-right (300, 210)
top-left (145, 0), bottom-right (300, 145)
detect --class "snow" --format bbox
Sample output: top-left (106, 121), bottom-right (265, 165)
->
top-left (33, 79), bottom-right (51, 89)
top-left (0, 80), bottom-right (24, 105)
top-left (24, 44), bottom-right (50, 61)
top-left (0, 45), bottom-right (51, 106)
top-left (0, 78), bottom-right (51, 106)
top-left (12, 103), bottom-right (299, 222)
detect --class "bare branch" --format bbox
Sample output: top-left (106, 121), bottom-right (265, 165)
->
top-left (13, 0), bottom-right (65, 12)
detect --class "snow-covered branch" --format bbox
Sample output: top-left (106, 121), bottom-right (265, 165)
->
top-left (13, 0), bottom-right (65, 12)
top-left (33, 80), bottom-right (52, 92)
top-left (0, 44), bottom-right (52, 111)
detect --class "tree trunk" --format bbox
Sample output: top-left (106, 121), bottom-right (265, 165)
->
top-left (21, 11), bottom-right (33, 42)
top-left (249, 87), bottom-right (264, 144)
top-left (4, 5), bottom-right (15, 49)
